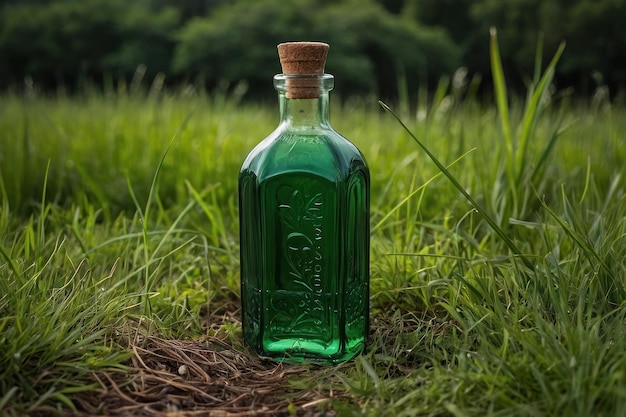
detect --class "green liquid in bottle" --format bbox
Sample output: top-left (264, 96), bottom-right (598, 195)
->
top-left (239, 71), bottom-right (370, 363)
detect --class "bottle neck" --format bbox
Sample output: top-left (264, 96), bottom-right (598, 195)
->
top-left (278, 93), bottom-right (330, 128)
top-left (274, 74), bottom-right (334, 129)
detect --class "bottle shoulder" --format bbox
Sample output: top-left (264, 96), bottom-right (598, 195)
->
top-left (240, 126), bottom-right (367, 182)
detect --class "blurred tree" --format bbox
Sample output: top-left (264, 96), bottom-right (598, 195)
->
top-left (404, 0), bottom-right (481, 86)
top-left (375, 0), bottom-right (406, 14)
top-left (101, 6), bottom-right (179, 78)
top-left (1, 0), bottom-right (624, 97)
top-left (148, 0), bottom-right (227, 20)
top-left (406, 0), bottom-right (474, 46)
top-left (0, 0), bottom-right (179, 90)
top-left (173, 0), bottom-right (460, 99)
top-left (466, 0), bottom-right (546, 88)
top-left (562, 0), bottom-right (626, 93)
top-left (468, 0), bottom-right (626, 94)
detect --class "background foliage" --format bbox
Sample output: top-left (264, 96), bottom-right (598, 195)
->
top-left (1, 0), bottom-right (625, 98)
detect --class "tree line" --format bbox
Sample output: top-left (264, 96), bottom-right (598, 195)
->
top-left (1, 0), bottom-right (624, 99)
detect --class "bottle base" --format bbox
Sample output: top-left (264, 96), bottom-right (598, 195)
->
top-left (255, 338), bottom-right (366, 364)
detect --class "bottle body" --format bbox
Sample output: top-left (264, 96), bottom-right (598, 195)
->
top-left (238, 76), bottom-right (369, 362)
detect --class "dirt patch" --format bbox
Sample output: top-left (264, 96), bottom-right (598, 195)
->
top-left (74, 335), bottom-right (339, 416)
top-left (68, 305), bottom-right (433, 416)
top-left (71, 305), bottom-right (347, 416)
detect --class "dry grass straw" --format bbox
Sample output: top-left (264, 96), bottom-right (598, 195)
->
top-left (70, 306), bottom-right (344, 416)
top-left (65, 305), bottom-right (435, 416)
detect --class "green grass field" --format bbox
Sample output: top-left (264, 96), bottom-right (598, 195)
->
top-left (2, 43), bottom-right (626, 415)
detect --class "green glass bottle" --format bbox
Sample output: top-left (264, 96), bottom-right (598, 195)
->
top-left (239, 42), bottom-right (369, 363)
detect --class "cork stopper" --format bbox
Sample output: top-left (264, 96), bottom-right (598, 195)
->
top-left (277, 42), bottom-right (329, 99)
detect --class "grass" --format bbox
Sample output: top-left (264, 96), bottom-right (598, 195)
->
top-left (1, 37), bottom-right (626, 415)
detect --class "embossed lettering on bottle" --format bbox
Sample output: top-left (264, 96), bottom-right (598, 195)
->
top-left (276, 187), bottom-right (325, 337)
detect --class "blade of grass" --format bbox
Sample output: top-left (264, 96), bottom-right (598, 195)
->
top-left (530, 119), bottom-right (569, 183)
top-left (0, 245), bottom-right (21, 280)
top-left (489, 28), bottom-right (514, 192)
top-left (379, 100), bottom-right (534, 272)
top-left (0, 174), bottom-right (9, 231)
top-left (358, 356), bottom-right (381, 388)
top-left (0, 386), bottom-right (19, 410)
top-left (432, 75), bottom-right (450, 117)
top-left (372, 148), bottom-right (475, 233)
top-left (37, 160), bottom-right (51, 258)
top-left (539, 187), bottom-right (617, 293)
top-left (532, 32), bottom-right (545, 88)
top-left (516, 41), bottom-right (566, 184)
top-left (126, 114), bottom-right (192, 314)
top-left (185, 182), bottom-right (225, 248)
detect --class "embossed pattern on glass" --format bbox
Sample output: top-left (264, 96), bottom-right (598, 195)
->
top-left (239, 75), bottom-right (369, 363)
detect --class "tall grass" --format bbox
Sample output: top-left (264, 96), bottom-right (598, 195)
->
top-left (1, 34), bottom-right (626, 414)
top-left (341, 30), bottom-right (626, 416)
